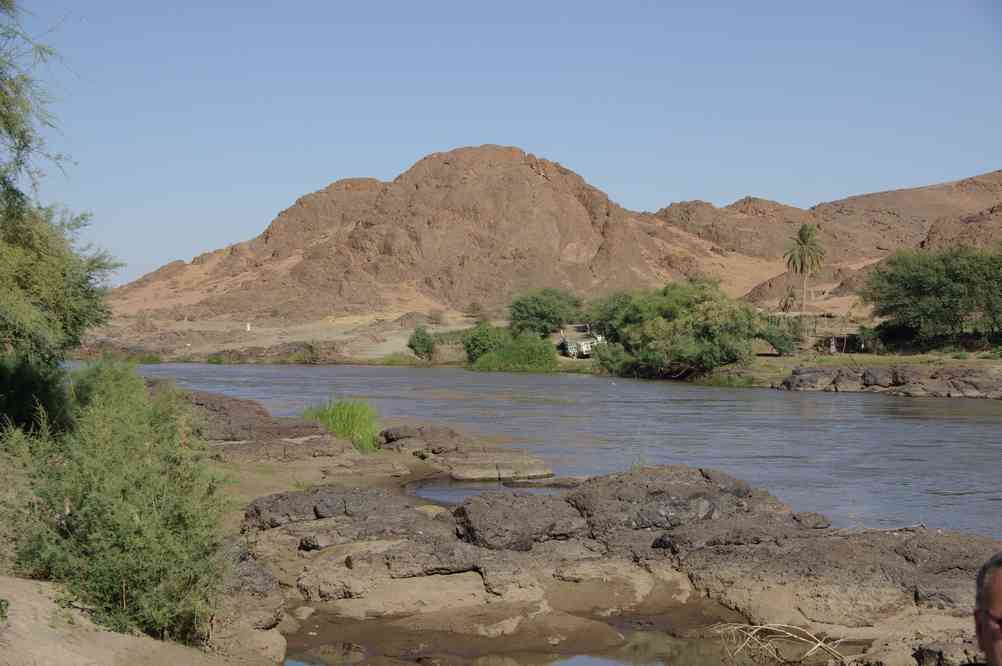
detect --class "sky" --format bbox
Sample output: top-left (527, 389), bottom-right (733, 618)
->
top-left (23, 1), bottom-right (1002, 284)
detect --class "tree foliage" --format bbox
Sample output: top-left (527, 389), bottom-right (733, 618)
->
top-left (1, 206), bottom-right (117, 363)
top-left (11, 362), bottom-right (225, 643)
top-left (859, 247), bottom-right (1002, 344)
top-left (783, 224), bottom-right (825, 314)
top-left (509, 288), bottom-right (581, 337)
top-left (0, 1), bottom-right (59, 213)
top-left (0, 3), bottom-right (117, 428)
top-left (407, 325), bottom-right (435, 360)
top-left (588, 279), bottom-right (794, 378)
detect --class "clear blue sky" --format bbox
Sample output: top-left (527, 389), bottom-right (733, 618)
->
top-left (25, 1), bottom-right (1002, 283)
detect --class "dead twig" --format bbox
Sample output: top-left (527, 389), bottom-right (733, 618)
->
top-left (711, 622), bottom-right (860, 664)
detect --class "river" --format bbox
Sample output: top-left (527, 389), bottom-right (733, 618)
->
top-left (139, 362), bottom-right (1002, 538)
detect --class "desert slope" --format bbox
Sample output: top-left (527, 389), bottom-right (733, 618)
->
top-left (104, 148), bottom-right (1001, 355)
top-left (110, 145), bottom-right (788, 322)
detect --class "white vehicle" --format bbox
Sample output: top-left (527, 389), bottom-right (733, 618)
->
top-left (558, 324), bottom-right (605, 359)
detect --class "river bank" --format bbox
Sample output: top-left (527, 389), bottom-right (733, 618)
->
top-left (77, 331), bottom-right (1002, 402)
top-left (198, 389), bottom-right (1002, 666)
top-left (3, 383), bottom-right (999, 665)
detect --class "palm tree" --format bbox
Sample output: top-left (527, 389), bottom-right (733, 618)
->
top-left (784, 224), bottom-right (826, 314)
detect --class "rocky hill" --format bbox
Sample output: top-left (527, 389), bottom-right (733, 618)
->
top-left (107, 147), bottom-right (1001, 345)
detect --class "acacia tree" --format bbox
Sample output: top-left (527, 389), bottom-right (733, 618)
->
top-left (509, 288), bottom-right (581, 337)
top-left (0, 2), bottom-right (117, 425)
top-left (783, 224), bottom-right (826, 314)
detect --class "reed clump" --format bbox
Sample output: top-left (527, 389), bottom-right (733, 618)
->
top-left (303, 397), bottom-right (380, 453)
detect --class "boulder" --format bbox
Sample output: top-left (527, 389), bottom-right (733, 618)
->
top-left (454, 493), bottom-right (588, 551)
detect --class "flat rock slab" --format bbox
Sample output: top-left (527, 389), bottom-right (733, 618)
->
top-left (454, 492), bottom-right (588, 550)
top-left (378, 424), bottom-right (553, 481)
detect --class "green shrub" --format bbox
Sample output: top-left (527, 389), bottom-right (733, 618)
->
top-left (509, 288), bottom-right (582, 337)
top-left (205, 354), bottom-right (226, 365)
top-left (472, 334), bottom-right (559, 373)
top-left (860, 247), bottom-right (1002, 345)
top-left (0, 354), bottom-right (73, 431)
top-left (588, 279), bottom-right (788, 379)
top-left (463, 322), bottom-right (511, 363)
top-left (951, 351), bottom-right (971, 360)
top-left (0, 596), bottom-right (7, 623)
top-left (13, 361), bottom-right (224, 644)
top-left (302, 398), bottom-right (380, 452)
top-left (407, 326), bottom-right (435, 360)
top-left (594, 342), bottom-right (635, 376)
top-left (757, 325), bottom-right (797, 356)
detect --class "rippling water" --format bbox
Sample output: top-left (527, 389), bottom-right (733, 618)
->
top-left (140, 363), bottom-right (1002, 537)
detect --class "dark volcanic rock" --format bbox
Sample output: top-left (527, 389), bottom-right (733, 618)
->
top-left (244, 487), bottom-right (413, 531)
top-left (566, 466), bottom-right (788, 541)
top-left (184, 389), bottom-right (323, 441)
top-left (379, 424), bottom-right (467, 453)
top-left (782, 364), bottom-right (1002, 399)
top-left (239, 461), bottom-right (1002, 666)
top-left (454, 493), bottom-right (588, 551)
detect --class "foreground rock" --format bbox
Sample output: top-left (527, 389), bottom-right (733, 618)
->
top-left (780, 364), bottom-right (1002, 399)
top-left (241, 464), bottom-right (1001, 665)
top-left (378, 424), bottom-right (552, 481)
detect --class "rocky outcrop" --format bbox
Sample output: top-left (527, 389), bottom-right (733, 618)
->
top-left (780, 364), bottom-right (1002, 399)
top-left (241, 464), bottom-right (1001, 665)
top-left (378, 424), bottom-right (553, 481)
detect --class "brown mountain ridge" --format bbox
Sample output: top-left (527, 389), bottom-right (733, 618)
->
top-left (111, 145), bottom-right (1002, 325)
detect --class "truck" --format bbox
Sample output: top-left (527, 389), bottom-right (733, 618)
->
top-left (557, 324), bottom-right (605, 359)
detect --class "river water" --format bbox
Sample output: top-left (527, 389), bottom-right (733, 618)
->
top-left (139, 363), bottom-right (1002, 537)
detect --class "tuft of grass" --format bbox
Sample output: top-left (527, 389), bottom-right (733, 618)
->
top-left (302, 398), bottom-right (380, 453)
top-left (696, 374), bottom-right (756, 388)
top-left (375, 352), bottom-right (424, 366)
top-left (0, 597), bottom-right (8, 623)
